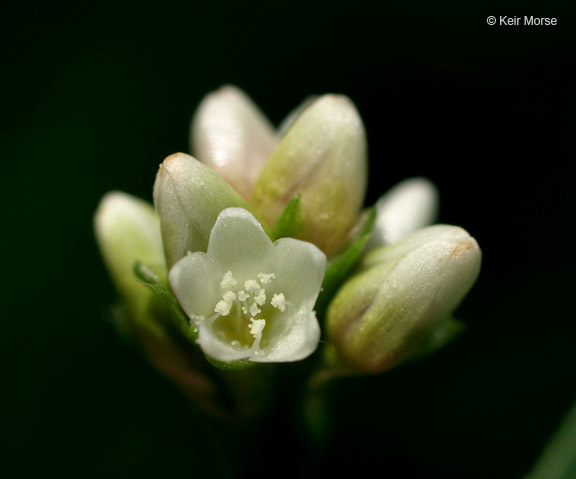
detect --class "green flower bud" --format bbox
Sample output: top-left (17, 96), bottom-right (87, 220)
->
top-left (94, 192), bottom-right (165, 319)
top-left (153, 152), bottom-right (249, 267)
top-left (326, 225), bottom-right (481, 373)
top-left (251, 94), bottom-right (368, 256)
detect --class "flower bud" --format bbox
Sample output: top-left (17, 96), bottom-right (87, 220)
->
top-left (153, 153), bottom-right (250, 267)
top-left (327, 225), bottom-right (481, 373)
top-left (251, 94), bottom-right (368, 256)
top-left (191, 85), bottom-right (277, 200)
top-left (367, 177), bottom-right (439, 249)
top-left (94, 191), bottom-right (165, 315)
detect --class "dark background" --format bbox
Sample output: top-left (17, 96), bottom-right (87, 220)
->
top-left (2, 1), bottom-right (576, 478)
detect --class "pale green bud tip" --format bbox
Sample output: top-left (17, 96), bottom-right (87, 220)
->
top-left (252, 94), bottom-right (368, 256)
top-left (153, 152), bottom-right (249, 267)
top-left (94, 191), bottom-right (164, 308)
top-left (327, 225), bottom-right (481, 373)
top-left (191, 85), bottom-right (276, 200)
top-left (367, 177), bottom-right (439, 249)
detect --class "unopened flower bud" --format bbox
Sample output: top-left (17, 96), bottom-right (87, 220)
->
top-left (153, 153), bottom-right (249, 267)
top-left (251, 94), bottom-right (368, 256)
top-left (191, 85), bottom-right (277, 201)
top-left (367, 177), bottom-right (439, 249)
top-left (94, 192), bottom-right (164, 315)
top-left (327, 225), bottom-right (481, 373)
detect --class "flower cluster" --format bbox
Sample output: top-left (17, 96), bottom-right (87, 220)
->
top-left (95, 84), bottom-right (481, 385)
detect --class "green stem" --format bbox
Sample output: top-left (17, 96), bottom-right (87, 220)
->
top-left (526, 401), bottom-right (576, 479)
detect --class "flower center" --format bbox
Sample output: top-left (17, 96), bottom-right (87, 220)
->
top-left (204, 270), bottom-right (289, 354)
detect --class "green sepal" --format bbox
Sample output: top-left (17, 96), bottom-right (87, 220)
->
top-left (205, 356), bottom-right (254, 371)
top-left (272, 193), bottom-right (302, 240)
top-left (133, 261), bottom-right (197, 341)
top-left (315, 207), bottom-right (377, 319)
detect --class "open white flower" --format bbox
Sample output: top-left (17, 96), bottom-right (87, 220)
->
top-left (169, 207), bottom-right (326, 363)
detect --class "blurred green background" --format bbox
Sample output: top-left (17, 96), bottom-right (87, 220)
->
top-left (2, 1), bottom-right (576, 477)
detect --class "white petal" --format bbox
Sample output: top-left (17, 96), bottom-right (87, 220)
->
top-left (251, 309), bottom-right (320, 363)
top-left (191, 85), bottom-right (277, 200)
top-left (368, 177), bottom-right (439, 248)
top-left (272, 237), bottom-right (326, 306)
top-left (168, 252), bottom-right (222, 320)
top-left (196, 323), bottom-right (251, 362)
top-left (207, 208), bottom-right (275, 277)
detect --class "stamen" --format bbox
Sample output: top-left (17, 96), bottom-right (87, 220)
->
top-left (249, 318), bottom-right (266, 351)
top-left (258, 273), bottom-right (276, 284)
top-left (249, 303), bottom-right (261, 317)
top-left (249, 318), bottom-right (266, 337)
top-left (223, 290), bottom-right (236, 302)
top-left (254, 288), bottom-right (266, 306)
top-left (271, 293), bottom-right (287, 312)
top-left (238, 290), bottom-right (249, 301)
top-left (244, 279), bottom-right (260, 292)
top-left (214, 299), bottom-right (232, 316)
top-left (220, 271), bottom-right (237, 289)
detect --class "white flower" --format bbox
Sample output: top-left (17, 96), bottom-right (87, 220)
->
top-left (169, 207), bottom-right (326, 363)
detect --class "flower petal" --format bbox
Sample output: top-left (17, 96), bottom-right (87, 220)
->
top-left (191, 85), bottom-right (277, 200)
top-left (272, 237), bottom-right (326, 307)
top-left (207, 207), bottom-right (275, 278)
top-left (252, 309), bottom-right (321, 362)
top-left (196, 323), bottom-right (252, 362)
top-left (168, 252), bottom-right (222, 320)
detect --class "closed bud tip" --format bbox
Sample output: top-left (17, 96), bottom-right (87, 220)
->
top-left (327, 225), bottom-right (481, 373)
top-left (252, 94), bottom-right (368, 256)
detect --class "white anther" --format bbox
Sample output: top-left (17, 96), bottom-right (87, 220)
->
top-left (271, 293), bottom-right (287, 312)
top-left (249, 318), bottom-right (266, 338)
top-left (238, 291), bottom-right (249, 301)
top-left (249, 303), bottom-right (261, 317)
top-left (244, 279), bottom-right (260, 292)
top-left (254, 288), bottom-right (266, 306)
top-left (214, 299), bottom-right (232, 316)
top-left (220, 271), bottom-right (237, 289)
top-left (258, 273), bottom-right (276, 284)
top-left (223, 290), bottom-right (236, 302)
